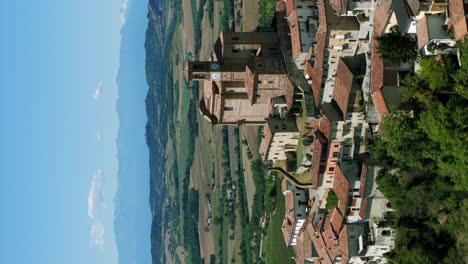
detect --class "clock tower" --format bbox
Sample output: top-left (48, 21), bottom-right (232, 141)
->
top-left (184, 61), bottom-right (222, 81)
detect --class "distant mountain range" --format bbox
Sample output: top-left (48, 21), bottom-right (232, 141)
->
top-left (113, 0), bottom-right (154, 263)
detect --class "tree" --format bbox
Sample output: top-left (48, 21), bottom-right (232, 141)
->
top-left (371, 42), bottom-right (468, 263)
top-left (377, 25), bottom-right (418, 64)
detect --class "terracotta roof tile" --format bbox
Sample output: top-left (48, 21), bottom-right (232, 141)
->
top-left (213, 95), bottom-right (223, 122)
top-left (416, 16), bottom-right (429, 49)
top-left (338, 225), bottom-right (350, 263)
top-left (359, 164), bottom-right (368, 219)
top-left (371, 0), bottom-right (392, 122)
top-left (245, 65), bottom-right (256, 104)
top-left (294, 231), bottom-right (313, 264)
top-left (329, 0), bottom-right (347, 16)
top-left (285, 78), bottom-right (295, 109)
top-left (330, 208), bottom-right (344, 235)
top-left (282, 191), bottom-right (296, 245)
top-left (310, 139), bottom-right (324, 187)
top-left (288, 11), bottom-right (302, 61)
top-left (333, 58), bottom-right (354, 120)
top-left (373, 0), bottom-right (392, 36)
top-left (203, 80), bottom-right (213, 98)
top-left (312, 228), bottom-right (333, 264)
top-left (371, 89), bottom-right (389, 122)
top-left (319, 115), bottom-right (332, 141)
top-left (322, 224), bottom-right (339, 261)
top-left (285, 0), bottom-right (295, 16)
top-left (333, 166), bottom-right (350, 216)
top-left (282, 218), bottom-right (294, 245)
top-left (305, 0), bottom-right (327, 108)
top-left (449, 0), bottom-right (468, 41)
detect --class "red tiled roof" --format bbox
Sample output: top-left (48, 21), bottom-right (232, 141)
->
top-left (310, 139), bottom-right (324, 187)
top-left (245, 65), bottom-right (256, 104)
top-left (293, 231), bottom-right (313, 264)
top-left (333, 166), bottom-right (350, 216)
top-left (359, 164), bottom-right (368, 219)
top-left (338, 226), bottom-right (350, 263)
top-left (214, 95), bottom-right (223, 121)
top-left (373, 0), bottom-right (392, 36)
top-left (333, 58), bottom-right (354, 120)
top-left (203, 80), bottom-right (213, 98)
top-left (329, 0), bottom-right (347, 16)
top-left (319, 115), bottom-right (332, 141)
top-left (288, 11), bottom-right (302, 61)
top-left (259, 123), bottom-right (273, 161)
top-left (416, 16), bottom-right (429, 49)
top-left (312, 223), bottom-right (333, 264)
top-left (285, 0), bottom-right (295, 16)
top-left (371, 0), bottom-right (392, 122)
top-left (285, 78), bottom-right (295, 109)
top-left (330, 208), bottom-right (344, 235)
top-left (322, 220), bottom-right (339, 261)
top-left (449, 0), bottom-right (468, 41)
top-left (305, 0), bottom-right (327, 108)
top-left (371, 89), bottom-right (389, 122)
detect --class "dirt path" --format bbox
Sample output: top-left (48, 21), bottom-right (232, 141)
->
top-left (241, 125), bottom-right (261, 160)
top-left (241, 133), bottom-right (256, 220)
top-left (226, 127), bottom-right (240, 262)
top-left (181, 0), bottom-right (195, 54)
top-left (242, 0), bottom-right (259, 31)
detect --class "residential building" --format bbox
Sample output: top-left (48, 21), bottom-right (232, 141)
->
top-left (259, 118), bottom-right (300, 166)
top-left (416, 12), bottom-right (457, 56)
top-left (282, 182), bottom-right (311, 246)
top-left (284, 0), bottom-right (320, 69)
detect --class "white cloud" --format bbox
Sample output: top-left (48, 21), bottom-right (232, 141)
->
top-left (92, 81), bottom-right (103, 101)
top-left (120, 0), bottom-right (129, 23)
top-left (90, 221), bottom-right (105, 249)
top-left (88, 170), bottom-right (105, 248)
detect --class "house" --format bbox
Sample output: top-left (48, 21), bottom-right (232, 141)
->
top-left (416, 12), bottom-right (457, 56)
top-left (259, 118), bottom-right (300, 167)
top-left (284, 0), bottom-right (320, 70)
top-left (329, 0), bottom-right (373, 17)
top-left (282, 181), bottom-right (310, 246)
top-left (448, 0), bottom-right (468, 41)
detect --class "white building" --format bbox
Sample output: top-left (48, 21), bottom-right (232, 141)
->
top-left (259, 118), bottom-right (299, 166)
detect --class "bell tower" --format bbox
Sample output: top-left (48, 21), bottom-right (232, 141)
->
top-left (184, 61), bottom-right (222, 81)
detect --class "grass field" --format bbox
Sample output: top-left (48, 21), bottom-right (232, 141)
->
top-left (264, 182), bottom-right (295, 264)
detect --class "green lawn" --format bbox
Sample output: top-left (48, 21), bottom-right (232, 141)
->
top-left (264, 182), bottom-right (295, 264)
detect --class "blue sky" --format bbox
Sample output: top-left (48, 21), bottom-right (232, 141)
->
top-left (0, 0), bottom-right (137, 263)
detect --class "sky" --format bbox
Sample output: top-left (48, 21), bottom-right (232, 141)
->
top-left (0, 0), bottom-right (140, 263)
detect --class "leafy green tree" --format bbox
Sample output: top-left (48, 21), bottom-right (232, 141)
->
top-left (377, 25), bottom-right (418, 64)
top-left (371, 42), bottom-right (468, 263)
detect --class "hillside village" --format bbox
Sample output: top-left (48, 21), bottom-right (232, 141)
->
top-left (184, 0), bottom-right (467, 263)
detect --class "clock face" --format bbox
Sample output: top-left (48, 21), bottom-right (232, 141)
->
top-left (210, 63), bottom-right (221, 70)
top-left (210, 72), bottom-right (221, 80)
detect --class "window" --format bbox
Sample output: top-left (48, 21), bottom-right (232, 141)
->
top-left (328, 167), bottom-right (335, 172)
top-left (232, 49), bottom-right (239, 53)
top-left (332, 152), bottom-right (339, 158)
top-left (232, 37), bottom-right (239, 40)
top-left (268, 81), bottom-right (273, 84)
top-left (224, 106), bottom-right (234, 111)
